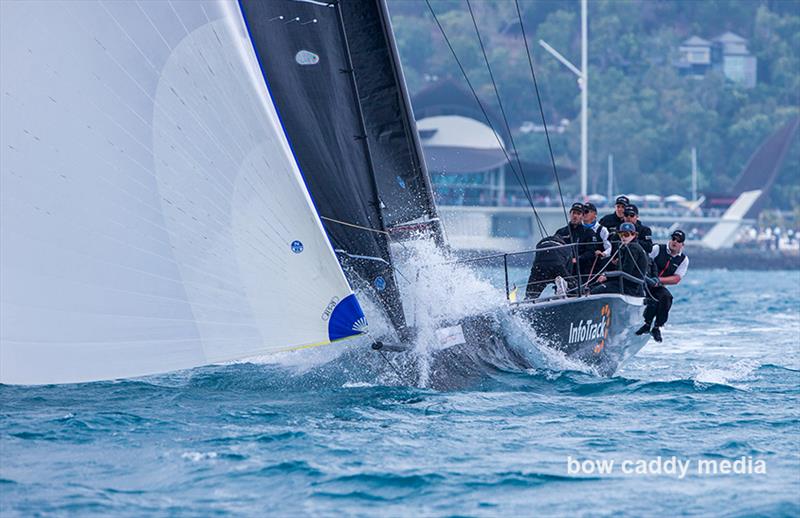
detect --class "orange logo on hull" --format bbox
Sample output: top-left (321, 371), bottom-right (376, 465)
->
top-left (594, 304), bottom-right (611, 354)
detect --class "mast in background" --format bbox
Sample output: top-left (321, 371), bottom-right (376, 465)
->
top-left (580, 0), bottom-right (588, 198)
top-left (691, 146), bottom-right (698, 202)
top-left (539, 0), bottom-right (588, 198)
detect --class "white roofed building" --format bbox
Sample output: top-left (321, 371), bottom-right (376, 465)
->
top-left (675, 32), bottom-right (757, 88)
top-left (713, 31), bottom-right (757, 88)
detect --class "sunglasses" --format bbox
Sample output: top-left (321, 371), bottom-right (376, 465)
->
top-left (619, 232), bottom-right (633, 238)
top-left (671, 237), bottom-right (685, 243)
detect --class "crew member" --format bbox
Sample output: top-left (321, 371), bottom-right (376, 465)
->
top-left (623, 204), bottom-right (653, 254)
top-left (525, 234), bottom-right (571, 300)
top-left (555, 202), bottom-right (596, 279)
top-left (582, 202), bottom-right (611, 277)
top-left (591, 222), bottom-right (649, 297)
top-left (636, 229), bottom-right (689, 342)
top-left (599, 195), bottom-right (629, 234)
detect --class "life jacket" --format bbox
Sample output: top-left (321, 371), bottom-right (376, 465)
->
top-left (582, 223), bottom-right (604, 254)
top-left (653, 244), bottom-right (686, 277)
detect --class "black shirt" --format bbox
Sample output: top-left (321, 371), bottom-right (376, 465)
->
top-left (599, 213), bottom-right (624, 234)
top-left (634, 221), bottom-right (653, 254)
top-left (617, 241), bottom-right (649, 296)
top-left (604, 218), bottom-right (654, 255)
top-left (555, 223), bottom-right (598, 272)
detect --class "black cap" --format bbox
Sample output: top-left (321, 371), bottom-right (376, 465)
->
top-left (671, 230), bottom-right (686, 243)
top-left (583, 202), bottom-right (597, 213)
top-left (623, 204), bottom-right (639, 216)
top-left (570, 202), bottom-right (584, 213)
top-left (615, 195), bottom-right (630, 206)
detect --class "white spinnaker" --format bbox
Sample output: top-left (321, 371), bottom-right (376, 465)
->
top-left (0, 0), bottom-right (362, 385)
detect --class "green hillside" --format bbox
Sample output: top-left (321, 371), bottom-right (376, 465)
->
top-left (388, 0), bottom-right (800, 209)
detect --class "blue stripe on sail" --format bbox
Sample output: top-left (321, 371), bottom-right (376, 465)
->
top-left (329, 294), bottom-right (367, 341)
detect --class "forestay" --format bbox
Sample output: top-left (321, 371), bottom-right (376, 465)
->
top-left (0, 0), bottom-right (364, 385)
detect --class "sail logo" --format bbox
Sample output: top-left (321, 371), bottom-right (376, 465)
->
top-left (321, 296), bottom-right (339, 321)
top-left (351, 317), bottom-right (368, 333)
top-left (295, 50), bottom-right (320, 66)
top-left (568, 304), bottom-right (612, 354)
top-left (291, 240), bottom-right (304, 253)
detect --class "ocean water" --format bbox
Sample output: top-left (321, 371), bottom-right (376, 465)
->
top-left (1, 269), bottom-right (799, 517)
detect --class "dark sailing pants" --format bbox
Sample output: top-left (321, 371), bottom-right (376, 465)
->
top-left (526, 263), bottom-right (565, 299)
top-left (644, 285), bottom-right (673, 326)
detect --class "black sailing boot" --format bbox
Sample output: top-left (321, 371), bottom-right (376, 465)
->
top-left (651, 326), bottom-right (662, 342)
top-left (635, 322), bottom-right (652, 336)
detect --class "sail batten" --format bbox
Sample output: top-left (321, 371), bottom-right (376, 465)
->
top-left (1, 0), bottom-right (365, 385)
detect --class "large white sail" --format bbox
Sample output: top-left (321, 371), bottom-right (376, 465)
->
top-left (0, 0), bottom-right (365, 385)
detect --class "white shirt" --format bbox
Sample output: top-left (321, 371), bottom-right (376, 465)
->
top-left (589, 221), bottom-right (612, 257)
top-left (649, 244), bottom-right (689, 278)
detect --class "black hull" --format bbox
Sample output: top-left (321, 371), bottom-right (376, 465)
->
top-left (377, 294), bottom-right (650, 389)
top-left (507, 294), bottom-right (650, 376)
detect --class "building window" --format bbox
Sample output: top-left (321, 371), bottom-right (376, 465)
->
top-left (688, 49), bottom-right (709, 64)
top-left (491, 214), bottom-right (532, 238)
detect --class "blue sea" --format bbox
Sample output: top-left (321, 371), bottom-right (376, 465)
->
top-left (1, 269), bottom-right (799, 517)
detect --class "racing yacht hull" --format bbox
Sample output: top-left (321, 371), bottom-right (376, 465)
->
top-left (374, 293), bottom-right (651, 389)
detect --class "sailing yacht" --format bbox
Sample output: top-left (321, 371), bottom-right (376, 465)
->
top-left (0, 0), bottom-right (649, 387)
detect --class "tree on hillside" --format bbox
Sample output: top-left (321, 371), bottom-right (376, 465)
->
top-left (389, 0), bottom-right (799, 208)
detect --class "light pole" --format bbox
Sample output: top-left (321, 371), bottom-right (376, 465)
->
top-left (539, 0), bottom-right (588, 198)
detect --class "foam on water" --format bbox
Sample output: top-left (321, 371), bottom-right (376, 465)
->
top-left (393, 238), bottom-right (505, 385)
top-left (691, 359), bottom-right (761, 389)
top-left (243, 236), bottom-right (603, 387)
top-left (3, 271), bottom-right (796, 516)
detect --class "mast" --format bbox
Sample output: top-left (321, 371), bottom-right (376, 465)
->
top-left (539, 0), bottom-right (589, 198)
top-left (691, 147), bottom-right (698, 202)
top-left (580, 0), bottom-right (588, 198)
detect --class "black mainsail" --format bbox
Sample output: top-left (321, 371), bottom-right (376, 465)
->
top-left (337, 0), bottom-right (442, 235)
top-left (239, 0), bottom-right (442, 336)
